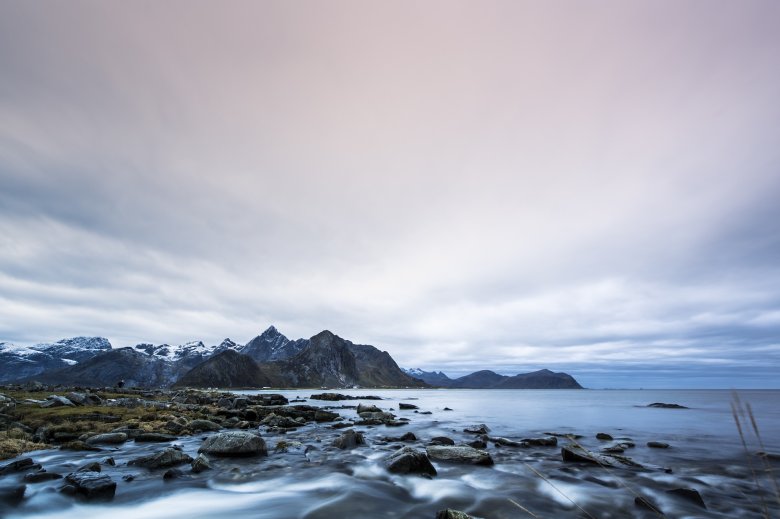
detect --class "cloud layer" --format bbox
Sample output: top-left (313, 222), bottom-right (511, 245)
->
top-left (1, 1), bottom-right (779, 387)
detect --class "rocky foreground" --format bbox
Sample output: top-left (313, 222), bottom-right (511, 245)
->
top-left (1, 386), bottom-right (778, 518)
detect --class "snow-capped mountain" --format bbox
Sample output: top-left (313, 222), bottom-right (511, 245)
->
top-left (0, 337), bottom-right (112, 383)
top-left (133, 338), bottom-right (242, 362)
top-left (402, 367), bottom-right (453, 386)
top-left (239, 326), bottom-right (309, 362)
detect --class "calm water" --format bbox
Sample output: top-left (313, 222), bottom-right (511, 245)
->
top-left (3, 389), bottom-right (779, 519)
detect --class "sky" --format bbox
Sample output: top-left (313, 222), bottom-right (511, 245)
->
top-left (1, 1), bottom-right (779, 388)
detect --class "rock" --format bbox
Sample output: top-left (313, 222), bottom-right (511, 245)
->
top-left (199, 431), bottom-right (267, 457)
top-left (399, 403), bottom-right (419, 410)
top-left (129, 447), bottom-right (194, 469)
top-left (24, 471), bottom-right (63, 483)
top-left (261, 413), bottom-right (301, 429)
top-left (426, 445), bottom-right (494, 466)
top-left (77, 462), bottom-right (101, 472)
top-left (310, 393), bottom-right (381, 401)
top-left (104, 457), bottom-right (116, 466)
top-left (163, 468), bottom-right (183, 480)
top-left (521, 436), bottom-right (557, 447)
top-left (647, 402), bottom-right (688, 409)
top-left (634, 496), bottom-right (663, 514)
top-left (443, 407), bottom-right (453, 411)
top-left (666, 488), bottom-right (706, 508)
top-left (122, 474), bottom-right (136, 482)
top-left (59, 441), bottom-right (101, 452)
top-left (561, 446), bottom-right (616, 467)
top-left (332, 429), bottom-right (365, 450)
top-left (383, 432), bottom-right (417, 442)
top-left (467, 439), bottom-right (487, 449)
top-left (384, 446), bottom-right (437, 476)
top-left (0, 458), bottom-right (41, 475)
top-left (191, 453), bottom-right (212, 473)
top-left (313, 410), bottom-right (339, 422)
top-left (356, 403), bottom-right (383, 414)
top-left (647, 441), bottom-right (670, 449)
top-left (86, 432), bottom-right (128, 445)
top-left (429, 436), bottom-right (455, 446)
top-left (463, 424), bottom-right (490, 434)
top-left (0, 485), bottom-right (26, 507)
top-left (188, 419), bottom-right (221, 432)
top-left (490, 437), bottom-right (527, 448)
top-left (596, 432), bottom-right (613, 441)
top-left (64, 472), bottom-right (116, 500)
top-left (135, 433), bottom-right (177, 442)
top-left (436, 509), bottom-right (474, 519)
top-left (40, 395), bottom-right (75, 408)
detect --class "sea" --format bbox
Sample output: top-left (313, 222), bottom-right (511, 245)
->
top-left (4, 389), bottom-right (779, 519)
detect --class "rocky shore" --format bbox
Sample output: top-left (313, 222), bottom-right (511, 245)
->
top-left (1, 386), bottom-right (778, 518)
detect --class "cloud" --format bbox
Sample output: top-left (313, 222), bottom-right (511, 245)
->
top-left (1, 1), bottom-right (779, 387)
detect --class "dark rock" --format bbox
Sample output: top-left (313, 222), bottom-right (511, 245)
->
top-left (135, 432), bottom-right (178, 442)
top-left (0, 485), bottom-right (26, 506)
top-left (314, 410), bottom-right (340, 422)
top-left (647, 441), bottom-right (670, 449)
top-left (86, 432), bottom-right (127, 445)
top-left (64, 472), bottom-right (116, 500)
top-left (521, 436), bottom-right (557, 447)
top-left (332, 429), bottom-right (365, 450)
top-left (383, 432), bottom-right (417, 442)
top-left (443, 407), bottom-right (453, 411)
top-left (647, 402), bottom-right (688, 409)
top-left (104, 457), bottom-right (116, 466)
top-left (666, 488), bottom-right (706, 508)
top-left (467, 439), bottom-right (487, 449)
top-left (561, 446), bottom-right (616, 467)
top-left (77, 462), bottom-right (101, 472)
top-left (188, 419), bottom-right (221, 432)
top-left (426, 445), bottom-right (494, 466)
top-left (129, 447), bottom-right (194, 469)
top-left (163, 468), bottom-right (183, 480)
top-left (122, 474), bottom-right (136, 482)
top-left (384, 446), bottom-right (437, 476)
top-left (310, 393), bottom-right (381, 401)
top-left (429, 436), bottom-right (455, 446)
top-left (399, 403), bottom-right (419, 410)
top-left (491, 436), bottom-right (528, 448)
top-left (634, 496), bottom-right (663, 514)
top-left (191, 453), bottom-right (212, 473)
top-left (59, 441), bottom-right (101, 452)
top-left (24, 471), bottom-right (63, 483)
top-left (436, 509), bottom-right (474, 519)
top-left (40, 395), bottom-right (75, 408)
top-left (356, 403), bottom-right (383, 414)
top-left (463, 424), bottom-right (490, 434)
top-left (199, 431), bottom-right (267, 457)
top-left (0, 458), bottom-right (40, 475)
top-left (596, 432), bottom-right (613, 441)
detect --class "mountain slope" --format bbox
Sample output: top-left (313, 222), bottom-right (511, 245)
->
top-left (173, 350), bottom-right (275, 388)
top-left (448, 370), bottom-right (508, 389)
top-left (239, 326), bottom-right (309, 362)
top-left (403, 368), bottom-right (453, 387)
top-left (493, 369), bottom-right (583, 389)
top-left (0, 337), bottom-right (112, 383)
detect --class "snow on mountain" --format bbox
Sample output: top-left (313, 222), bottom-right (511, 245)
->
top-left (133, 339), bottom-right (243, 362)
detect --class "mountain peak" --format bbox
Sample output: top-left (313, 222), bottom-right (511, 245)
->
top-left (261, 325), bottom-right (280, 336)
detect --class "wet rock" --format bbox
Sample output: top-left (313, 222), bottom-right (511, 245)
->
top-left (0, 485), bottom-right (26, 506)
top-left (463, 424), bottom-right (490, 434)
top-left (314, 410), bottom-right (340, 422)
top-left (86, 432), bottom-right (128, 445)
top-left (545, 431), bottom-right (584, 439)
top-left (163, 468), bottom-right (183, 480)
top-left (310, 393), bottom-right (381, 401)
top-left (122, 474), bottom-right (136, 482)
top-left (199, 431), bottom-right (267, 457)
top-left (522, 436), bottom-right (557, 447)
top-left (442, 407), bottom-right (453, 411)
top-left (261, 413), bottom-right (301, 429)
top-left (0, 458), bottom-right (41, 475)
top-left (666, 488), bottom-right (706, 508)
top-left (399, 403), bottom-right (419, 410)
top-left (384, 446), bottom-right (437, 476)
top-left (135, 432), bottom-right (178, 442)
top-left (191, 453), bottom-right (212, 473)
top-left (596, 432), bottom-right (613, 441)
top-left (332, 429), bottom-right (365, 450)
top-left (64, 472), bottom-right (116, 500)
top-left (104, 457), bottom-right (116, 466)
top-left (356, 403), bottom-right (383, 414)
top-left (647, 402), bottom-right (688, 409)
top-left (602, 446), bottom-right (625, 454)
top-left (467, 439), bottom-right (487, 449)
top-left (129, 447), bottom-right (194, 469)
top-left (77, 462), bottom-right (101, 472)
top-left (426, 445), bottom-right (494, 466)
top-left (561, 446), bottom-right (616, 467)
top-left (429, 436), bottom-right (455, 446)
top-left (59, 441), bottom-right (101, 452)
top-left (647, 441), bottom-right (670, 449)
top-left (188, 419), bottom-right (221, 432)
top-left (40, 395), bottom-right (75, 408)
top-left (24, 471), bottom-right (63, 483)
top-left (634, 496), bottom-right (663, 514)
top-left (490, 437), bottom-right (528, 448)
top-left (419, 411), bottom-right (433, 415)
top-left (436, 509), bottom-right (474, 519)
top-left (66, 392), bottom-right (102, 406)
top-left (383, 432), bottom-right (417, 442)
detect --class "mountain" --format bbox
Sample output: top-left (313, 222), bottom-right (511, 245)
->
top-left (173, 350), bottom-right (275, 388)
top-left (239, 326), bottom-right (308, 362)
top-left (403, 368), bottom-right (453, 386)
top-left (448, 370), bottom-right (509, 389)
top-left (493, 369), bottom-right (583, 389)
top-left (27, 347), bottom-right (178, 388)
top-left (0, 337), bottom-right (112, 383)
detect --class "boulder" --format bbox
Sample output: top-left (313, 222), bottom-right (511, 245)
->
top-left (463, 424), bottom-right (490, 434)
top-left (0, 458), bottom-right (40, 475)
top-left (63, 472), bottom-right (116, 500)
top-left (384, 446), bottom-right (437, 476)
top-left (647, 403), bottom-right (688, 409)
top-left (332, 429), bottom-right (365, 450)
top-left (86, 433), bottom-right (128, 445)
top-left (429, 436), bottom-right (455, 446)
top-left (188, 419), bottom-right (221, 432)
top-left (561, 446), bottom-right (616, 467)
top-left (647, 441), bottom-right (670, 449)
top-left (163, 468), bottom-right (183, 480)
top-left (521, 436), bottom-right (557, 447)
top-left (356, 403), bottom-right (383, 414)
top-left (596, 432), bottom-right (613, 441)
top-left (634, 496), bottom-right (663, 514)
top-left (383, 432), bottom-right (417, 442)
top-left (191, 453), bottom-right (212, 473)
top-left (199, 431), bottom-right (267, 457)
top-left (129, 447), bottom-right (194, 469)
top-left (135, 433), bottom-right (177, 442)
top-left (313, 410), bottom-right (339, 422)
top-left (426, 445), bottom-right (494, 466)
top-left (77, 462), bottom-right (101, 472)
top-left (490, 437), bottom-right (527, 448)
top-left (24, 471), bottom-right (63, 483)
top-left (0, 485), bottom-right (26, 507)
top-left (467, 439), bottom-right (487, 449)
top-left (399, 403), bottom-right (419, 410)
top-left (40, 395), bottom-right (75, 408)
top-left (666, 488), bottom-right (706, 508)
top-left (436, 509), bottom-right (474, 519)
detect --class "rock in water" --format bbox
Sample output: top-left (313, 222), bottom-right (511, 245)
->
top-left (191, 453), bottom-right (212, 473)
top-left (463, 424), bottom-right (490, 434)
top-left (332, 429), bottom-right (365, 450)
top-left (634, 496), bottom-right (663, 514)
top-left (647, 441), bottom-right (670, 449)
top-left (86, 432), bottom-right (128, 445)
top-left (426, 446), bottom-right (494, 466)
top-left (135, 432), bottom-right (178, 442)
top-left (199, 431), bottom-right (267, 457)
top-left (666, 488), bottom-right (706, 508)
top-left (398, 403), bottom-right (419, 410)
top-left (596, 432), bottom-right (613, 441)
top-left (647, 402), bottom-right (688, 409)
top-left (436, 509), bottom-right (474, 519)
top-left (63, 472), bottom-right (116, 500)
top-left (129, 447), bottom-right (194, 469)
top-left (188, 419), bottom-right (221, 432)
top-left (384, 447), bottom-right (437, 476)
top-left (561, 446), bottom-right (616, 467)
top-left (0, 485), bottom-right (26, 506)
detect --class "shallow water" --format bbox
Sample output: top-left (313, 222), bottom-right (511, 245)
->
top-left (2, 389), bottom-right (779, 518)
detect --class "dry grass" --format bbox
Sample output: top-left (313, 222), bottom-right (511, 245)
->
top-left (0, 429), bottom-right (48, 460)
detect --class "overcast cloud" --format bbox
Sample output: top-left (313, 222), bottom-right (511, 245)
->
top-left (1, 1), bottom-right (779, 388)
